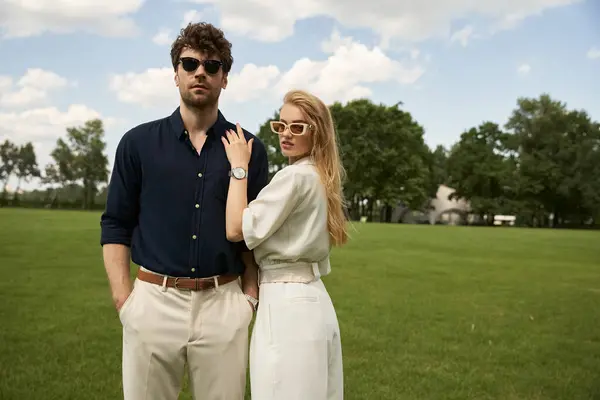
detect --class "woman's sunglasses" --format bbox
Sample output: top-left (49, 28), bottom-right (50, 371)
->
top-left (179, 57), bottom-right (223, 75)
top-left (270, 121), bottom-right (312, 136)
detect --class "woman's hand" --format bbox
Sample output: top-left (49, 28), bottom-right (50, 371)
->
top-left (222, 123), bottom-right (254, 169)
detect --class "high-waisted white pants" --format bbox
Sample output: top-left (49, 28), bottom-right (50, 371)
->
top-left (249, 276), bottom-right (344, 399)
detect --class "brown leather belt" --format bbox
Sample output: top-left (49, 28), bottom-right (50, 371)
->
top-left (137, 268), bottom-right (239, 291)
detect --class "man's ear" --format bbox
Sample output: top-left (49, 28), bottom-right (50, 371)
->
top-left (174, 71), bottom-right (179, 87)
top-left (222, 73), bottom-right (228, 90)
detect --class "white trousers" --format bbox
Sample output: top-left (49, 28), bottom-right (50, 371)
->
top-left (249, 278), bottom-right (344, 400)
top-left (118, 270), bottom-right (254, 400)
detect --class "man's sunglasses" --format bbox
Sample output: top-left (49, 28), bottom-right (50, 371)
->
top-left (270, 121), bottom-right (312, 136)
top-left (179, 57), bottom-right (223, 74)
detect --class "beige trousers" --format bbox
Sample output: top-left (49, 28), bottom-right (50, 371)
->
top-left (118, 269), bottom-right (254, 400)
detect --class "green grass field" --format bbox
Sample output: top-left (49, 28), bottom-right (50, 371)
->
top-left (1, 207), bottom-right (599, 399)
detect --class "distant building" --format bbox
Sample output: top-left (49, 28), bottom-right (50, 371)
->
top-left (428, 184), bottom-right (471, 225)
top-left (391, 184), bottom-right (471, 225)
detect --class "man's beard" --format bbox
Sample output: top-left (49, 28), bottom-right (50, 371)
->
top-left (180, 87), bottom-right (220, 110)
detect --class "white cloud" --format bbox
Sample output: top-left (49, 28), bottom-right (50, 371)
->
top-left (182, 10), bottom-right (203, 27)
top-left (151, 10), bottom-right (207, 46)
top-left (517, 63), bottom-right (531, 75)
top-left (321, 29), bottom-right (355, 53)
top-left (0, 76), bottom-right (12, 93)
top-left (152, 28), bottom-right (172, 46)
top-left (109, 68), bottom-right (177, 108)
top-left (0, 105), bottom-right (108, 143)
top-left (276, 30), bottom-right (424, 103)
top-left (111, 30), bottom-right (424, 107)
top-left (450, 25), bottom-right (474, 47)
top-left (0, 69), bottom-right (70, 108)
top-left (225, 64), bottom-right (281, 102)
top-left (0, 0), bottom-right (143, 39)
top-left (186, 0), bottom-right (581, 44)
top-left (0, 69), bottom-right (119, 189)
top-left (587, 46), bottom-right (600, 60)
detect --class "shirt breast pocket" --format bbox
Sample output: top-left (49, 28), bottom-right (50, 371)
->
top-left (209, 167), bottom-right (231, 202)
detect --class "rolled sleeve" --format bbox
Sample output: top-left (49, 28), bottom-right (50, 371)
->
top-left (100, 132), bottom-right (141, 247)
top-left (242, 167), bottom-right (302, 250)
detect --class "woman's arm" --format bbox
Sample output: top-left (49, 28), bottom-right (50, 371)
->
top-left (221, 124), bottom-right (306, 249)
top-left (221, 124), bottom-right (253, 242)
top-left (225, 164), bottom-right (248, 242)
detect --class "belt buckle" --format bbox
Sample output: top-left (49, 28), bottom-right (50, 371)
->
top-left (174, 277), bottom-right (190, 291)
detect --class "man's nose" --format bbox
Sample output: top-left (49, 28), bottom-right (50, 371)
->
top-left (194, 65), bottom-right (206, 77)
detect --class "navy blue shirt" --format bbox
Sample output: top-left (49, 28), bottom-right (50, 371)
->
top-left (100, 107), bottom-right (270, 278)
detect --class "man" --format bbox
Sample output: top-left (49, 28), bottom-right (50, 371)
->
top-left (100, 22), bottom-right (269, 399)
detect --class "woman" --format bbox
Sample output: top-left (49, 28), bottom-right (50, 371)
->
top-left (221, 89), bottom-right (348, 399)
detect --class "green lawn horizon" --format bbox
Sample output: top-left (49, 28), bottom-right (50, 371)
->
top-left (1, 207), bottom-right (599, 399)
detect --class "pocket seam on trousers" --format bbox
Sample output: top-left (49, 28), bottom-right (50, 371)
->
top-left (118, 281), bottom-right (138, 324)
top-left (288, 296), bottom-right (319, 304)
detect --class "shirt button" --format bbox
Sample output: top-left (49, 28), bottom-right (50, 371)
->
top-left (192, 235), bottom-right (197, 239)
top-left (197, 172), bottom-right (203, 178)
top-left (195, 204), bottom-right (199, 208)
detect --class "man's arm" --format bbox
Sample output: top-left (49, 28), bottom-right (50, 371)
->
top-left (100, 132), bottom-right (141, 311)
top-left (241, 251), bottom-right (259, 308)
top-left (103, 244), bottom-right (133, 311)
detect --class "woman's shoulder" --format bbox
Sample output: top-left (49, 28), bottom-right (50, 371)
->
top-left (273, 161), bottom-right (320, 184)
top-left (266, 162), bottom-right (321, 202)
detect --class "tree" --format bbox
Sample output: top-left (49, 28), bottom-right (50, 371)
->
top-left (0, 139), bottom-right (19, 204)
top-left (505, 94), bottom-right (600, 227)
top-left (256, 99), bottom-right (432, 222)
top-left (571, 118), bottom-right (600, 225)
top-left (41, 163), bottom-right (61, 207)
top-left (446, 121), bottom-right (513, 224)
top-left (255, 110), bottom-right (288, 179)
top-left (48, 119), bottom-right (110, 209)
top-left (47, 138), bottom-right (76, 192)
top-left (425, 144), bottom-right (449, 197)
top-left (330, 99), bottom-right (431, 222)
top-left (13, 142), bottom-right (41, 202)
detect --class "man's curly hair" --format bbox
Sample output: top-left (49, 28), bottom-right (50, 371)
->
top-left (170, 22), bottom-right (233, 73)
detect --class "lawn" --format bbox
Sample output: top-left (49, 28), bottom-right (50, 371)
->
top-left (1, 207), bottom-right (599, 399)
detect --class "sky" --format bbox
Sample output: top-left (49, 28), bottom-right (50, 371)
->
top-left (0, 0), bottom-right (599, 191)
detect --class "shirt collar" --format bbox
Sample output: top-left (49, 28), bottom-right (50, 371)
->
top-left (292, 156), bottom-right (314, 166)
top-left (169, 106), bottom-right (228, 139)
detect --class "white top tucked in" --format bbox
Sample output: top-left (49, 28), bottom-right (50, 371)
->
top-left (242, 156), bottom-right (331, 277)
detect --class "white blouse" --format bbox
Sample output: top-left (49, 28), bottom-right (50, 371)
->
top-left (241, 157), bottom-right (331, 278)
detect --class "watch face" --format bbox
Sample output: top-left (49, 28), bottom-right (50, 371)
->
top-left (232, 168), bottom-right (246, 179)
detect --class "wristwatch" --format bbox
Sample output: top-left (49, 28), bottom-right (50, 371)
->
top-left (231, 167), bottom-right (247, 180)
top-left (245, 294), bottom-right (258, 311)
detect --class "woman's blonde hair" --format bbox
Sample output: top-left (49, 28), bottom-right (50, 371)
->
top-left (282, 89), bottom-right (349, 247)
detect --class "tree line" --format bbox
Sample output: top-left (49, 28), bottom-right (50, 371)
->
top-left (1, 93), bottom-right (598, 228)
top-left (1, 119), bottom-right (109, 210)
